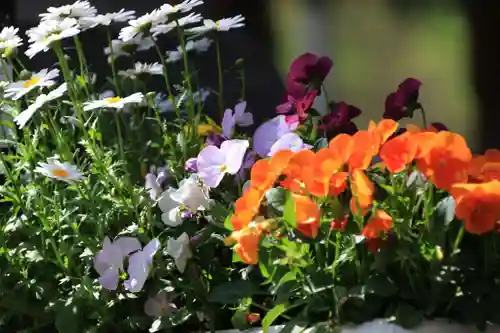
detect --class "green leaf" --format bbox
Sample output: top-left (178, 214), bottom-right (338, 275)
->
top-left (262, 303), bottom-right (288, 333)
top-left (208, 280), bottom-right (259, 304)
top-left (435, 196), bottom-right (456, 226)
top-left (266, 187), bottom-right (287, 212)
top-left (283, 193), bottom-right (296, 228)
top-left (224, 214), bottom-right (234, 231)
top-left (395, 303), bottom-right (424, 329)
top-left (148, 308), bottom-right (191, 332)
top-left (365, 274), bottom-right (398, 297)
top-left (232, 250), bottom-right (243, 263)
top-left (55, 303), bottom-right (81, 333)
top-left (231, 310), bottom-right (251, 330)
top-left (314, 137), bottom-right (329, 151)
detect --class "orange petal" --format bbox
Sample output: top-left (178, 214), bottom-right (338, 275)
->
top-left (350, 169), bottom-right (374, 209)
top-left (374, 119), bottom-right (398, 145)
top-left (328, 134), bottom-right (353, 165)
top-left (380, 136), bottom-right (417, 173)
top-left (292, 194), bottom-right (321, 238)
top-left (329, 172), bottom-right (349, 196)
top-left (362, 210), bottom-right (393, 239)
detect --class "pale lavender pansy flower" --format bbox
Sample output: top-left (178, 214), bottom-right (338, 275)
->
top-left (253, 115), bottom-right (294, 158)
top-left (236, 151), bottom-right (257, 184)
top-left (144, 289), bottom-right (178, 317)
top-left (124, 239), bottom-right (160, 293)
top-left (185, 157), bottom-right (198, 173)
top-left (221, 101), bottom-right (253, 138)
top-left (145, 165), bottom-right (169, 200)
top-left (93, 237), bottom-right (142, 290)
top-left (268, 132), bottom-right (312, 157)
top-left (197, 139), bottom-right (249, 188)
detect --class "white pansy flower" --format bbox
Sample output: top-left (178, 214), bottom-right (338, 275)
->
top-left (0, 27), bottom-right (22, 58)
top-left (118, 62), bottom-right (163, 78)
top-left (5, 68), bottom-right (59, 100)
top-left (158, 188), bottom-right (183, 227)
top-left (80, 9), bottom-right (136, 27)
top-left (166, 232), bottom-right (193, 273)
top-left (187, 15), bottom-right (245, 34)
top-left (14, 83), bottom-right (67, 129)
top-left (151, 12), bottom-right (202, 37)
top-left (39, 0), bottom-right (97, 23)
top-left (83, 92), bottom-right (143, 111)
top-left (35, 159), bottom-right (85, 182)
top-left (104, 36), bottom-right (154, 62)
top-left (159, 0), bottom-right (203, 17)
top-left (166, 37), bottom-right (212, 63)
top-left (25, 18), bottom-right (80, 58)
top-left (119, 10), bottom-right (165, 42)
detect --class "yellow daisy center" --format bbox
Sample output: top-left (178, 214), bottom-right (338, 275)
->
top-left (52, 168), bottom-right (70, 178)
top-left (23, 77), bottom-right (41, 89)
top-left (107, 96), bottom-right (121, 103)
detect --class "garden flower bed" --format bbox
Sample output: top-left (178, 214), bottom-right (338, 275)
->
top-left (1, 1), bottom-right (500, 333)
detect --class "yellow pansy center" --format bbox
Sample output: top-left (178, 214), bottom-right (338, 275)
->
top-left (107, 96), bottom-right (121, 103)
top-left (52, 168), bottom-right (70, 178)
top-left (215, 21), bottom-right (221, 29)
top-left (220, 165), bottom-right (227, 173)
top-left (23, 77), bottom-right (41, 89)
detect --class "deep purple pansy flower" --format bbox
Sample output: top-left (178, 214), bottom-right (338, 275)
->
top-left (383, 78), bottom-right (422, 121)
top-left (318, 102), bottom-right (361, 136)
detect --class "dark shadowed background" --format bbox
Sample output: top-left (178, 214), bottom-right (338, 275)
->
top-left (1, 0), bottom-right (499, 152)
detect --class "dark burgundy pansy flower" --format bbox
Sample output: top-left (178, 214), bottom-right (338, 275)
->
top-left (429, 122), bottom-right (448, 132)
top-left (276, 90), bottom-right (319, 123)
top-left (286, 53), bottom-right (333, 98)
top-left (318, 101), bottom-right (361, 135)
top-left (383, 78), bottom-right (422, 121)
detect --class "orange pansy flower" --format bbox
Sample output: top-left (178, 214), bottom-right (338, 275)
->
top-left (232, 187), bottom-right (265, 230)
top-left (362, 210), bottom-right (393, 239)
top-left (281, 150), bottom-right (316, 194)
top-left (348, 130), bottom-right (380, 171)
top-left (250, 150), bottom-right (293, 191)
top-left (304, 148), bottom-right (346, 197)
top-left (380, 135), bottom-right (417, 173)
top-left (350, 169), bottom-right (374, 211)
top-left (292, 194), bottom-right (321, 238)
top-left (371, 119), bottom-right (398, 145)
top-left (416, 131), bottom-right (471, 191)
top-left (328, 133), bottom-right (353, 165)
top-left (468, 149), bottom-right (500, 182)
top-left (451, 180), bottom-right (500, 234)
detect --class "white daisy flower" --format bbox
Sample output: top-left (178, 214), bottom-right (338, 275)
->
top-left (35, 159), bottom-right (85, 182)
top-left (187, 15), bottom-right (245, 34)
top-left (151, 12), bottom-right (202, 37)
top-left (119, 10), bottom-right (166, 42)
top-left (159, 0), bottom-right (204, 17)
top-left (5, 68), bottom-right (59, 100)
top-left (80, 9), bottom-right (136, 28)
top-left (0, 27), bottom-right (22, 58)
top-left (118, 62), bottom-right (163, 78)
top-left (14, 83), bottom-right (67, 129)
top-left (104, 36), bottom-right (154, 62)
top-left (25, 18), bottom-right (80, 58)
top-left (83, 92), bottom-right (144, 111)
top-left (39, 1), bottom-right (97, 25)
top-left (166, 37), bottom-right (212, 63)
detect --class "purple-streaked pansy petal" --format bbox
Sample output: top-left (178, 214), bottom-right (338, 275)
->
top-left (115, 237), bottom-right (142, 256)
top-left (145, 173), bottom-right (162, 200)
top-left (253, 115), bottom-right (293, 158)
top-left (234, 101), bottom-right (253, 127)
top-left (156, 167), bottom-right (168, 186)
top-left (124, 239), bottom-right (160, 293)
top-left (197, 145), bottom-right (226, 188)
top-left (221, 109), bottom-right (235, 138)
top-left (99, 268), bottom-right (120, 290)
top-left (221, 139), bottom-right (249, 174)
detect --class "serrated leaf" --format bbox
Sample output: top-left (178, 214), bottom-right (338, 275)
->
top-left (208, 280), bottom-right (258, 304)
top-left (283, 193), bottom-right (296, 228)
top-left (365, 274), bottom-right (398, 297)
top-left (262, 303), bottom-right (288, 333)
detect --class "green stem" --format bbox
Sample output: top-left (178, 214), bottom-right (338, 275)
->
top-left (215, 38), bottom-right (224, 118)
top-left (451, 225), bottom-right (464, 256)
top-left (0, 58), bottom-right (12, 81)
top-left (73, 36), bottom-right (91, 96)
top-left (420, 106), bottom-right (428, 128)
top-left (152, 37), bottom-right (180, 118)
top-left (106, 30), bottom-right (121, 95)
top-left (0, 152), bottom-right (26, 212)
